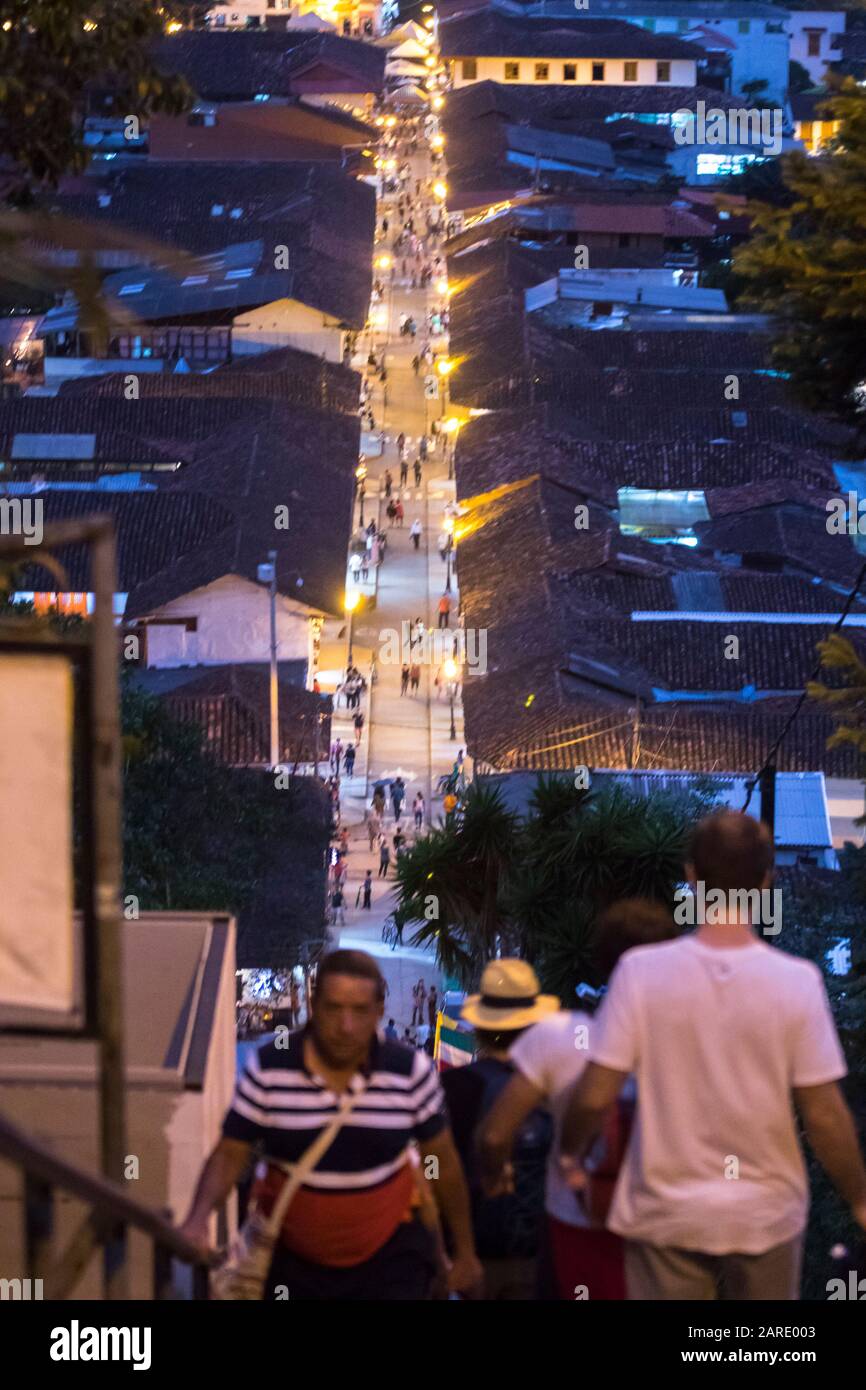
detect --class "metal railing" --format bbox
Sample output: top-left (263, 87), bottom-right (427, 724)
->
top-left (0, 1113), bottom-right (216, 1300)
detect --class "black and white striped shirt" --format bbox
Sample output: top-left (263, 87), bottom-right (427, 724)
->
top-left (223, 1029), bottom-right (447, 1192)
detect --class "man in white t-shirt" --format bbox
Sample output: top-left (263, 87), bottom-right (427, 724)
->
top-left (561, 810), bottom-right (866, 1300)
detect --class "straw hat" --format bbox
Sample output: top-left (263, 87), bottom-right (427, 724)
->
top-left (461, 959), bottom-right (559, 1031)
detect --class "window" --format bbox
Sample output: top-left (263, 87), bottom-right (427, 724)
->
top-left (563, 62), bottom-right (577, 81)
top-left (535, 63), bottom-right (549, 81)
top-left (624, 61), bottom-right (637, 82)
top-left (807, 32), bottom-right (822, 57)
top-left (504, 61), bottom-right (520, 81)
top-left (461, 58), bottom-right (477, 80)
top-left (592, 62), bottom-right (605, 82)
top-left (656, 61), bottom-right (671, 83)
top-left (738, 19), bottom-right (750, 34)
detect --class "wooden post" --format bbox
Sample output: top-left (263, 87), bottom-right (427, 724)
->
top-left (759, 764), bottom-right (776, 841)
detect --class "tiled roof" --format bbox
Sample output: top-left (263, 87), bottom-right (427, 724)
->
top-left (152, 30), bottom-right (384, 100)
top-left (42, 162), bottom-right (376, 272)
top-left (443, 78), bottom-right (739, 121)
top-left (694, 504), bottom-right (865, 589)
top-left (439, 14), bottom-right (704, 60)
top-left (133, 664), bottom-right (332, 766)
top-left (64, 346), bottom-right (360, 415)
top-left (3, 396), bottom-right (359, 616)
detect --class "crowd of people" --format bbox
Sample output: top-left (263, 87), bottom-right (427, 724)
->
top-left (181, 810), bottom-right (866, 1303)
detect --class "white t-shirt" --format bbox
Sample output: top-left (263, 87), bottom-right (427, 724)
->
top-left (591, 935), bottom-right (846, 1255)
top-left (509, 1010), bottom-right (594, 1226)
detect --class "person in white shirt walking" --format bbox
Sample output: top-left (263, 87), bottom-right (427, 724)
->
top-left (561, 810), bottom-right (866, 1300)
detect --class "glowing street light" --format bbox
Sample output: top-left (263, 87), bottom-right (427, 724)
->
top-left (435, 276), bottom-right (449, 297)
top-left (345, 589), bottom-right (361, 669)
top-left (433, 180), bottom-right (448, 201)
top-left (443, 656), bottom-right (460, 740)
top-left (431, 133), bottom-right (445, 151)
top-left (432, 95), bottom-right (445, 111)
top-left (375, 254), bottom-right (392, 270)
top-left (436, 357), bottom-right (455, 377)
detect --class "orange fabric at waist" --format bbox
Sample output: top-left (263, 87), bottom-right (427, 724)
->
top-left (255, 1162), bottom-right (416, 1268)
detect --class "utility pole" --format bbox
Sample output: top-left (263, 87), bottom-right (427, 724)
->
top-left (268, 550), bottom-right (279, 769)
top-left (759, 764), bottom-right (776, 842)
top-left (630, 698), bottom-right (642, 770)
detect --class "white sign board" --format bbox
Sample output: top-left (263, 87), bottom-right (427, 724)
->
top-left (0, 651), bottom-right (75, 1016)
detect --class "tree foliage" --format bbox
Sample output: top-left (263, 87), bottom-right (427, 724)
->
top-left (393, 776), bottom-right (704, 999)
top-left (808, 631), bottom-right (866, 764)
top-left (732, 79), bottom-right (866, 430)
top-left (0, 0), bottom-right (189, 194)
top-left (122, 682), bottom-right (294, 914)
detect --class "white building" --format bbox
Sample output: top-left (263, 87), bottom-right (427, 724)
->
top-left (786, 9), bottom-right (846, 85)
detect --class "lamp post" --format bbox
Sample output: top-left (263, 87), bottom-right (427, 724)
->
top-left (356, 461), bottom-right (367, 528)
top-left (345, 589), bottom-right (360, 671)
top-left (256, 551), bottom-right (279, 768)
top-left (443, 655), bottom-right (459, 741)
top-left (437, 355), bottom-right (454, 424)
top-left (444, 515), bottom-right (454, 594)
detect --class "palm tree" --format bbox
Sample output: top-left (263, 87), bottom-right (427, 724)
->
top-left (392, 783), bottom-right (520, 984)
top-left (393, 774), bottom-right (703, 998)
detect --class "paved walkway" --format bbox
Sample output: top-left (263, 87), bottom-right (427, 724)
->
top-left (331, 113), bottom-right (462, 1032)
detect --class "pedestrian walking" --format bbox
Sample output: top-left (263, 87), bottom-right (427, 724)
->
top-left (330, 884), bottom-right (346, 928)
top-left (387, 498), bottom-right (397, 527)
top-left (411, 979), bottom-right (428, 1028)
top-left (409, 662), bottom-right (420, 694)
top-left (384, 469), bottom-right (393, 498)
top-left (413, 792), bottom-right (425, 829)
top-left (427, 984), bottom-right (437, 1028)
top-left (400, 664), bottom-right (410, 696)
top-left (561, 812), bottom-right (866, 1302)
top-left (349, 552), bottom-right (362, 583)
top-left (354, 710), bottom-right (365, 741)
top-left (479, 901), bottom-right (676, 1300)
top-left (414, 458), bottom-right (422, 487)
top-left (330, 737), bottom-right (343, 774)
top-left (397, 431), bottom-right (406, 459)
top-left (410, 519), bottom-right (422, 550)
top-left (372, 785), bottom-right (386, 818)
top-left (412, 354), bottom-right (420, 376)
top-left (344, 743), bottom-right (356, 778)
top-left (391, 776), bottom-right (406, 821)
top-left (378, 838), bottom-right (390, 878)
top-left (400, 458), bottom-right (409, 486)
top-left (357, 869), bottom-right (373, 910)
top-left (394, 499), bottom-right (404, 526)
top-left (437, 594), bottom-right (451, 629)
top-left (437, 530), bottom-right (449, 563)
top-left (366, 808), bottom-right (381, 851)
top-left (445, 961), bottom-right (557, 1300)
top-left (419, 434), bottom-right (428, 461)
top-left (181, 950), bottom-right (482, 1300)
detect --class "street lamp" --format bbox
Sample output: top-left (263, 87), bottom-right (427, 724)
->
top-left (443, 656), bottom-right (459, 741)
top-left (444, 515), bottom-right (455, 593)
top-left (442, 415), bottom-right (461, 481)
top-left (345, 589), bottom-right (361, 670)
top-left (256, 551), bottom-right (280, 768)
top-left (356, 461), bottom-right (367, 527)
top-left (437, 356), bottom-right (454, 423)
top-left (433, 180), bottom-right (448, 201)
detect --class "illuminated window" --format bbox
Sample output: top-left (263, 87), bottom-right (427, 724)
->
top-left (504, 61), bottom-right (520, 80)
top-left (592, 62), bottom-right (605, 81)
top-left (624, 61), bottom-right (637, 82)
top-left (461, 58), bottom-right (477, 79)
top-left (563, 63), bottom-right (577, 81)
top-left (535, 63), bottom-right (549, 80)
top-left (807, 31), bottom-right (822, 57)
top-left (656, 61), bottom-right (671, 83)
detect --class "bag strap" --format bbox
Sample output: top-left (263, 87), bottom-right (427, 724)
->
top-left (264, 1085), bottom-right (362, 1237)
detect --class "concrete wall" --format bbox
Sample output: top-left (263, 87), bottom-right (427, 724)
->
top-left (826, 777), bottom-right (866, 850)
top-left (145, 574), bottom-right (316, 674)
top-left (232, 297), bottom-right (346, 362)
top-left (449, 55), bottom-right (697, 87)
top-left (787, 10), bottom-right (846, 85)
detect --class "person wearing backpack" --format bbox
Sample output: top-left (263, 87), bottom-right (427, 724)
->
top-left (479, 901), bottom-right (678, 1300)
top-left (441, 960), bottom-right (558, 1299)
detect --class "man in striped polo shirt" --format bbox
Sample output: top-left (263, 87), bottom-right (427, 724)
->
top-left (181, 950), bottom-right (482, 1300)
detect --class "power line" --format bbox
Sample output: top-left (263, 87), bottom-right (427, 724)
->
top-left (742, 554), bottom-right (866, 812)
